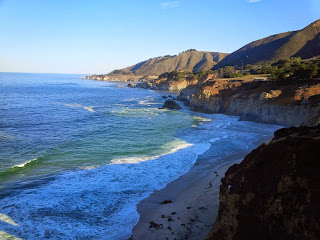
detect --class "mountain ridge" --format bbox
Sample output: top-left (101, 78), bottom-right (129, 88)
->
top-left (108, 50), bottom-right (229, 76)
top-left (214, 19), bottom-right (320, 68)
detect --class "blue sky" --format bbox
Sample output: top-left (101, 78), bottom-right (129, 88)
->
top-left (0, 0), bottom-right (319, 74)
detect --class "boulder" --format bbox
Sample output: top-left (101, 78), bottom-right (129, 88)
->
top-left (136, 82), bottom-right (153, 89)
top-left (127, 83), bottom-right (135, 88)
top-left (163, 100), bottom-right (182, 110)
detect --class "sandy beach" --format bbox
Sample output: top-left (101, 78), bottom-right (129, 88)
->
top-left (130, 135), bottom-right (272, 240)
top-left (130, 154), bottom-right (242, 240)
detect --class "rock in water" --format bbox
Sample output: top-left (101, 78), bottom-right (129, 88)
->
top-left (136, 82), bottom-right (153, 89)
top-left (163, 100), bottom-right (182, 110)
top-left (208, 125), bottom-right (320, 240)
top-left (127, 83), bottom-right (135, 88)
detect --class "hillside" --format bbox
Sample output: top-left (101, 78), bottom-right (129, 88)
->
top-left (215, 19), bottom-right (320, 68)
top-left (108, 50), bottom-right (229, 76)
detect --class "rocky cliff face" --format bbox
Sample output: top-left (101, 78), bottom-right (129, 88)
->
top-left (208, 125), bottom-right (320, 240)
top-left (179, 80), bottom-right (320, 127)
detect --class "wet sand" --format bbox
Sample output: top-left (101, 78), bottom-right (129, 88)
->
top-left (130, 154), bottom-right (243, 240)
top-left (130, 136), bottom-right (271, 240)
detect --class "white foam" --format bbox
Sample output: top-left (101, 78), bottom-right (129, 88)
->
top-left (0, 213), bottom-right (19, 226)
top-left (61, 103), bottom-right (96, 112)
top-left (0, 112), bottom-right (282, 240)
top-left (122, 98), bottom-right (139, 102)
top-left (0, 231), bottom-right (21, 240)
top-left (138, 100), bottom-right (159, 105)
top-left (109, 108), bottom-right (159, 117)
top-left (79, 166), bottom-right (97, 170)
top-left (138, 96), bottom-right (162, 106)
top-left (12, 158), bottom-right (37, 168)
top-left (0, 140), bottom-right (210, 239)
top-left (193, 116), bottom-right (212, 122)
top-left (82, 106), bottom-right (95, 112)
top-left (111, 141), bottom-right (193, 164)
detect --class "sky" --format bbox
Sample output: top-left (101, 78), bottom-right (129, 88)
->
top-left (0, 0), bottom-right (319, 74)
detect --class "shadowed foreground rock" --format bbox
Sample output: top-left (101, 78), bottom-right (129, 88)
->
top-left (208, 125), bottom-right (320, 240)
top-left (163, 100), bottom-right (182, 110)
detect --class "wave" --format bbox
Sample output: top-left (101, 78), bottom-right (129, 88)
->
top-left (110, 141), bottom-right (193, 164)
top-left (79, 166), bottom-right (97, 170)
top-left (54, 102), bottom-right (96, 113)
top-left (0, 140), bottom-right (211, 239)
top-left (0, 213), bottom-right (19, 226)
top-left (138, 100), bottom-right (160, 106)
top-left (12, 158), bottom-right (38, 168)
top-left (122, 98), bottom-right (139, 102)
top-left (109, 107), bottom-right (160, 117)
top-left (0, 158), bottom-right (40, 181)
top-left (63, 103), bottom-right (95, 113)
top-left (0, 231), bottom-right (21, 240)
top-left (193, 116), bottom-right (212, 124)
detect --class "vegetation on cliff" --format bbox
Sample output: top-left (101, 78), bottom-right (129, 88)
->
top-left (271, 57), bottom-right (320, 81)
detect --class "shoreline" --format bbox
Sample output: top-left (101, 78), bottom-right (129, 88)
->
top-left (130, 135), bottom-right (273, 239)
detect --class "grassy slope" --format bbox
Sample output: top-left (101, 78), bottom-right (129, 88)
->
top-left (110, 51), bottom-right (229, 76)
top-left (215, 19), bottom-right (320, 68)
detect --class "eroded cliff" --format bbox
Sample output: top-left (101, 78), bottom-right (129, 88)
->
top-left (178, 80), bottom-right (320, 127)
top-left (208, 125), bottom-right (320, 240)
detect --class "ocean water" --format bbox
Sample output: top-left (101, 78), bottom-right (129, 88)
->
top-left (0, 73), bottom-right (280, 239)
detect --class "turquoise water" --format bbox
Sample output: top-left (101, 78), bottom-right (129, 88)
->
top-left (0, 73), bottom-right (280, 239)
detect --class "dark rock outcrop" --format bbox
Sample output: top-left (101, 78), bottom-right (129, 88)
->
top-left (208, 125), bottom-right (320, 240)
top-left (163, 100), bottom-right (182, 110)
top-left (136, 82), bottom-right (153, 89)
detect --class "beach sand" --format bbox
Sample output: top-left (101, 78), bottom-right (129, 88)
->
top-left (130, 136), bottom-right (271, 240)
top-left (130, 154), bottom-right (242, 240)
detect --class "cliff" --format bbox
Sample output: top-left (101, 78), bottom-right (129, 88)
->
top-left (208, 125), bottom-right (320, 240)
top-left (136, 71), bottom-right (217, 92)
top-left (178, 79), bottom-right (320, 127)
top-left (215, 19), bottom-right (320, 68)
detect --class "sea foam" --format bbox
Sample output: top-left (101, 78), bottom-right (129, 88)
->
top-left (12, 158), bottom-right (38, 168)
top-left (0, 140), bottom-right (211, 240)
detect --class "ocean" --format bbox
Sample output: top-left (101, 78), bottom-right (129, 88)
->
top-left (0, 73), bottom-right (280, 239)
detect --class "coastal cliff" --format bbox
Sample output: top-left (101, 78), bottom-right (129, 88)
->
top-left (208, 125), bottom-right (320, 240)
top-left (178, 80), bottom-right (320, 127)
